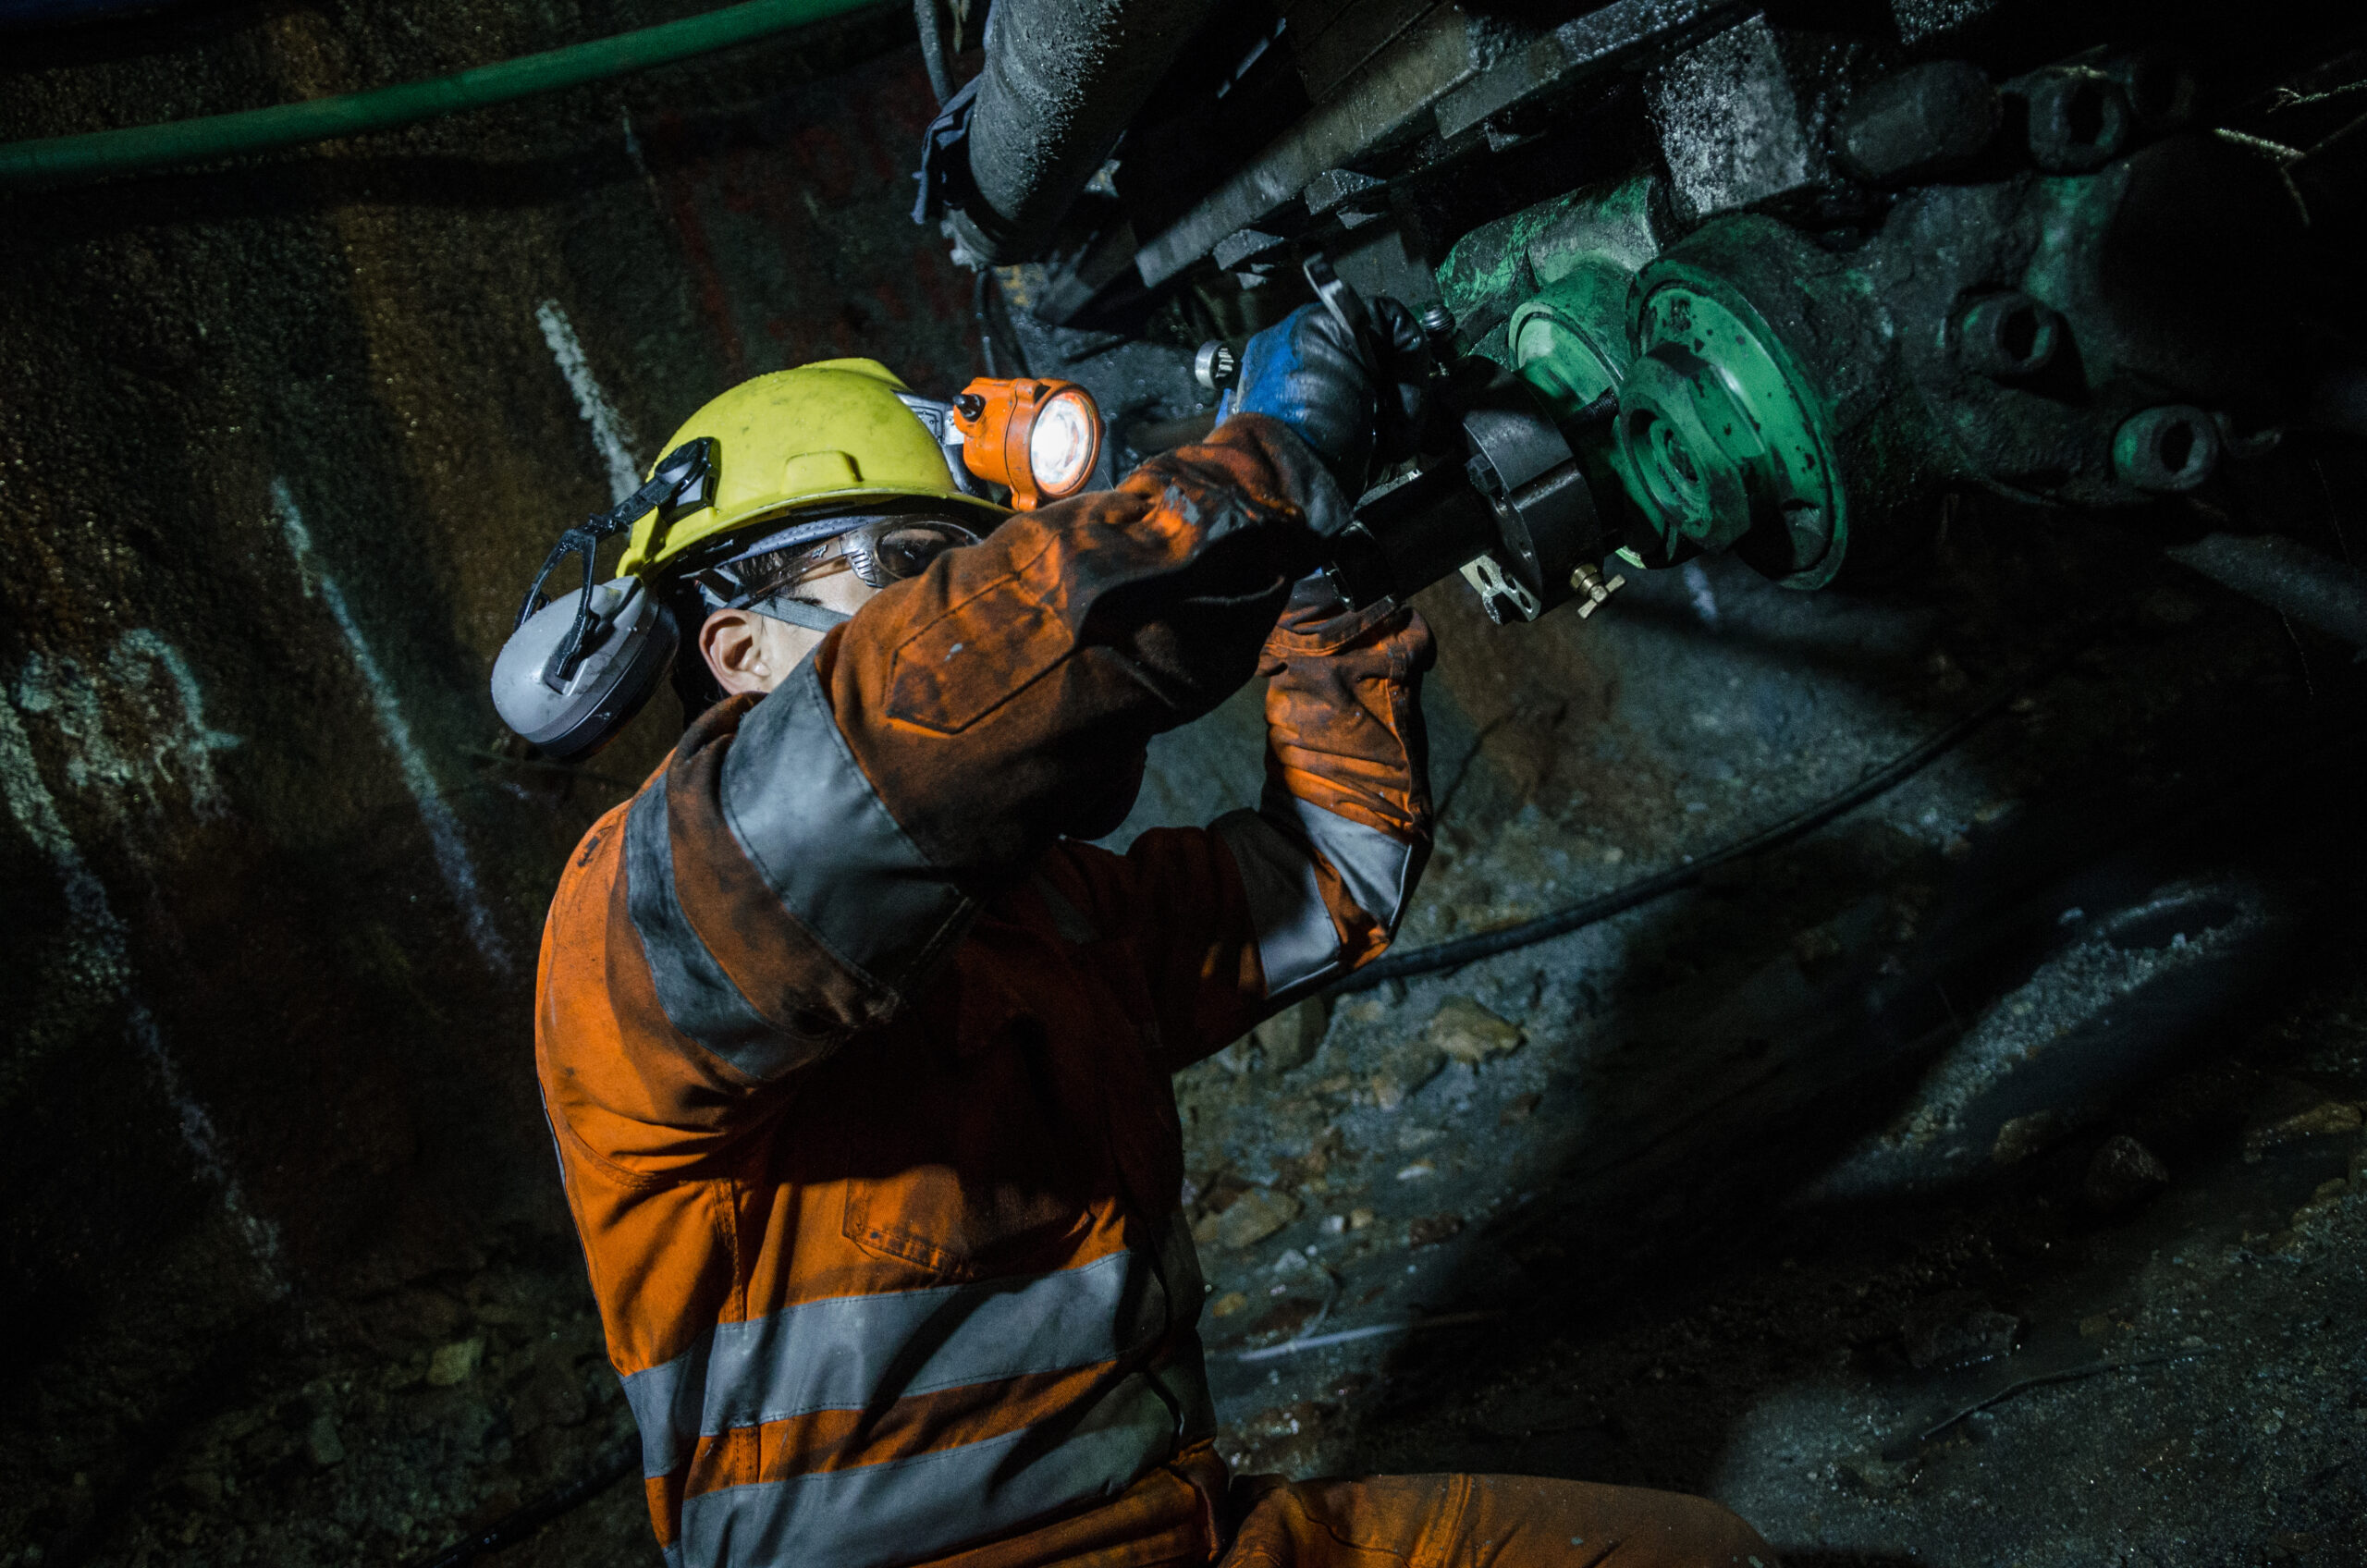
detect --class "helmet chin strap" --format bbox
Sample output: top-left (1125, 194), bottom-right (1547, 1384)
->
top-left (748, 595), bottom-right (853, 633)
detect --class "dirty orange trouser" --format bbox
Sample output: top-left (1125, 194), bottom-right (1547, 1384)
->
top-left (914, 1447), bottom-right (1773, 1568)
top-left (1222, 1474), bottom-right (1777, 1568)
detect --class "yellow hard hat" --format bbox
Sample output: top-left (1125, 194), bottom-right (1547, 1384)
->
top-left (613, 358), bottom-right (1007, 578)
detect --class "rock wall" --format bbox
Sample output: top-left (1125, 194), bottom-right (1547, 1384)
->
top-left (0, 6), bottom-right (989, 1558)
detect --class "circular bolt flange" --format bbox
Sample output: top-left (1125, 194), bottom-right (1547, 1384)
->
top-left (2023, 68), bottom-right (2134, 173)
top-left (1615, 345), bottom-right (1758, 554)
top-left (2114, 405), bottom-right (2221, 493)
top-left (1956, 293), bottom-right (2062, 380)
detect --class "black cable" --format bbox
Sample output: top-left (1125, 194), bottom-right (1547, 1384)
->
top-left (1333, 680), bottom-right (2023, 993)
top-left (975, 266), bottom-right (998, 377)
top-left (914, 0), bottom-right (953, 106)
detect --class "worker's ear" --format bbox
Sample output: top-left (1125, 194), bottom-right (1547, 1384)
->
top-left (699, 606), bottom-right (784, 697)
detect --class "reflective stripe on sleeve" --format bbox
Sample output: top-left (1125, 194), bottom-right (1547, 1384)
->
top-left (624, 775), bottom-right (810, 1078)
top-left (720, 658), bottom-right (975, 998)
top-left (1285, 795), bottom-right (1416, 936)
top-left (1214, 800), bottom-right (1416, 998)
top-left (1214, 808), bottom-right (1336, 995)
top-left (619, 1250), bottom-right (1156, 1480)
top-left (674, 1370), bottom-right (1180, 1568)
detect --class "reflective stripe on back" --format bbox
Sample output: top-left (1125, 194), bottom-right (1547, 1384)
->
top-left (720, 658), bottom-right (975, 997)
top-left (676, 1369), bottom-right (1180, 1568)
top-left (619, 1250), bottom-right (1155, 1479)
top-left (625, 775), bottom-right (809, 1077)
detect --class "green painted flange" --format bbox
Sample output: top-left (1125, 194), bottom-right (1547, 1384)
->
top-left (1618, 265), bottom-right (1848, 588)
top-left (1506, 261), bottom-right (1637, 418)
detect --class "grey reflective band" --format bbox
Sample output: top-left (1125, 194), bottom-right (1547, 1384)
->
top-left (673, 1371), bottom-right (1180, 1568)
top-left (721, 658), bottom-right (976, 997)
top-left (619, 1250), bottom-right (1158, 1478)
top-left (748, 595), bottom-right (853, 633)
top-left (624, 775), bottom-right (819, 1079)
top-left (1214, 800), bottom-right (1416, 998)
top-left (1215, 809), bottom-right (1337, 995)
top-left (1287, 795), bottom-right (1416, 937)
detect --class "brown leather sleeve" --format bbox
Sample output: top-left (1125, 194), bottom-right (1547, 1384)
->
top-left (818, 414), bottom-right (1346, 876)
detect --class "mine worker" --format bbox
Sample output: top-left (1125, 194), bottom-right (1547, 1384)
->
top-left (504, 306), bottom-right (1777, 1566)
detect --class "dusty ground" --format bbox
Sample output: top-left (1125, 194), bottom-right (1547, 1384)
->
top-left (4, 7), bottom-right (2365, 1568)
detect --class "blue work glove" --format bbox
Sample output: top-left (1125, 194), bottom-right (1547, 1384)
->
top-left (1224, 297), bottom-right (1431, 500)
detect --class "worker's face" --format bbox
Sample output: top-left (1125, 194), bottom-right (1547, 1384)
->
top-left (698, 560), bottom-right (879, 698)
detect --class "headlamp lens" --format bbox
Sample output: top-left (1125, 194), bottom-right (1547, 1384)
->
top-left (1028, 392), bottom-right (1098, 497)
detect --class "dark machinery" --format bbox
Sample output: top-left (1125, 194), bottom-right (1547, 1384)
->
top-left (914, 0), bottom-right (2366, 638)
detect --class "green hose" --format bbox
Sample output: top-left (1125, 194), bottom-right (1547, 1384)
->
top-left (0, 0), bottom-right (889, 191)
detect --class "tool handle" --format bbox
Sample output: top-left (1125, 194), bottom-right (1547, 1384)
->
top-left (1302, 251), bottom-right (1380, 374)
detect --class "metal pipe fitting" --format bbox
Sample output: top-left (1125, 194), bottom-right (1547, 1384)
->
top-left (2166, 533), bottom-right (2367, 647)
top-left (950, 0), bottom-right (1227, 263)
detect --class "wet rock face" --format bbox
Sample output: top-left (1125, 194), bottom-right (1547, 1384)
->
top-left (0, 6), bottom-right (972, 1562)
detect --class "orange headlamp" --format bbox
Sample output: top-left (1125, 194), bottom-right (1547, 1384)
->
top-left (951, 377), bottom-right (1104, 509)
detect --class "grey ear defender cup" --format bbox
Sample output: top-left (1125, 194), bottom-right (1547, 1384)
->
top-left (490, 576), bottom-right (679, 761)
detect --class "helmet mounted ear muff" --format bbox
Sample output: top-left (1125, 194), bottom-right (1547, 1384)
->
top-left (489, 438), bottom-right (716, 760)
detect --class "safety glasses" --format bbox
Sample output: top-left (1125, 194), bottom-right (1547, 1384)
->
top-left (789, 516), bottom-right (983, 589)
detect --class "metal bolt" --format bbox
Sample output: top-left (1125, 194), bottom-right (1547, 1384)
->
top-left (2114, 405), bottom-right (2221, 493)
top-left (1835, 60), bottom-right (2001, 185)
top-left (1193, 340), bottom-right (1239, 393)
top-left (1568, 561), bottom-right (1627, 619)
top-left (1956, 293), bottom-right (2062, 380)
top-left (2021, 67), bottom-right (2134, 173)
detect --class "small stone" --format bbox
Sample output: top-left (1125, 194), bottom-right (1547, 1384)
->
top-left (1347, 1207), bottom-right (1377, 1231)
top-left (1210, 1292), bottom-right (1249, 1318)
top-left (2084, 1134), bottom-right (2171, 1215)
top-left (1396, 1160), bottom-right (1436, 1181)
top-left (1991, 1109), bottom-right (2067, 1166)
top-left (1214, 1188), bottom-right (1302, 1250)
top-left (1252, 998), bottom-right (1331, 1072)
top-left (1369, 1041), bottom-right (1445, 1109)
top-left (305, 1413), bottom-right (346, 1467)
top-left (1842, 1453), bottom-right (1916, 1492)
top-left (1396, 1126), bottom-right (1443, 1151)
top-left (426, 1338), bottom-right (485, 1388)
top-left (1407, 1214), bottom-right (1464, 1248)
top-left (1249, 1299), bottom-right (1320, 1344)
top-left (1903, 1294), bottom-right (2019, 1369)
top-left (1319, 1214), bottom-right (1347, 1235)
top-left (1426, 997), bottom-right (1524, 1066)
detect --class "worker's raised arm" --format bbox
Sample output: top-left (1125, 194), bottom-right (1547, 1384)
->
top-left (598, 417), bottom-right (1342, 1092)
top-left (1218, 587), bottom-right (1434, 1000)
top-left (1030, 581), bottom-right (1434, 1072)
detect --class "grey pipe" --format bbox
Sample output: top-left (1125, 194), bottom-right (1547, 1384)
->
top-left (2166, 533), bottom-right (2367, 647)
top-left (950, 0), bottom-right (1225, 263)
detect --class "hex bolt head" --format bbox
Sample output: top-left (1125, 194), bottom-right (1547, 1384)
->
top-left (1956, 293), bottom-right (2063, 380)
top-left (2020, 67), bottom-right (2134, 173)
top-left (1836, 60), bottom-right (2002, 185)
top-left (2114, 405), bottom-right (2222, 493)
top-left (1193, 340), bottom-right (1239, 393)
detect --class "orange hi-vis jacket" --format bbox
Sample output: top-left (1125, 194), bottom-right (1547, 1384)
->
top-left (534, 417), bottom-right (1434, 1568)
